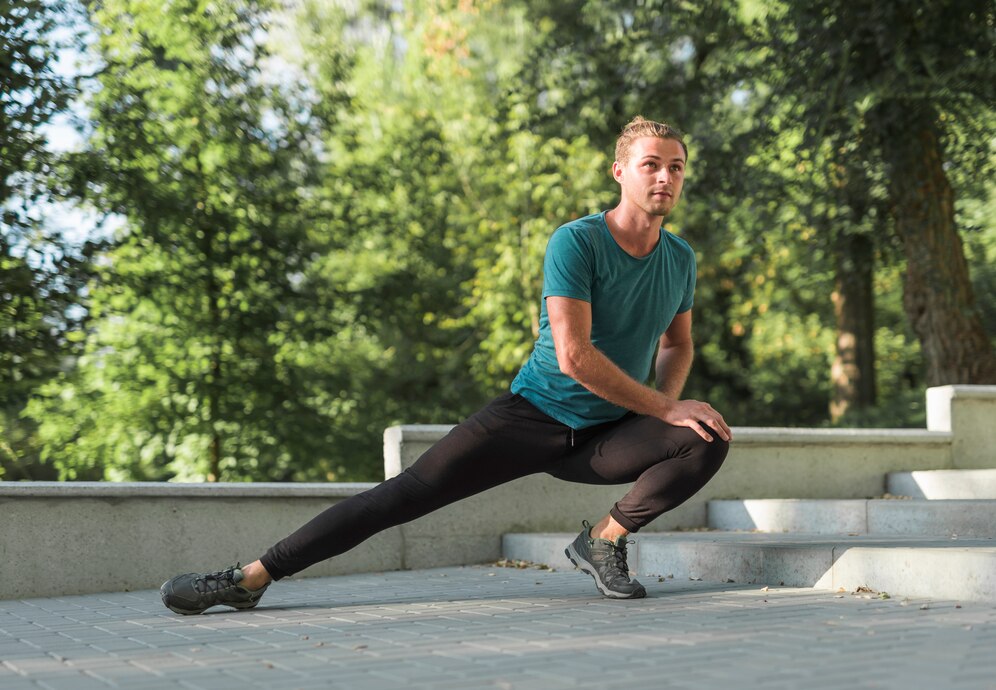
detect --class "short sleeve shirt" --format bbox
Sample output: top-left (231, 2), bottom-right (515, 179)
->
top-left (510, 211), bottom-right (696, 429)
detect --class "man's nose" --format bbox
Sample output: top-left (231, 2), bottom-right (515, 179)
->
top-left (656, 167), bottom-right (671, 184)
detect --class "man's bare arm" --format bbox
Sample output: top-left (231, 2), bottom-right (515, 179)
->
top-left (655, 309), bottom-right (694, 400)
top-left (547, 296), bottom-right (731, 442)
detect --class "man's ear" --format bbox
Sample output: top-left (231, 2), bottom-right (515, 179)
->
top-left (611, 160), bottom-right (624, 182)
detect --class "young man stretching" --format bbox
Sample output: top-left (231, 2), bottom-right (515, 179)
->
top-left (161, 116), bottom-right (732, 614)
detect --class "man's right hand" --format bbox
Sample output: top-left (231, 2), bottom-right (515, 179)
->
top-left (660, 399), bottom-right (732, 443)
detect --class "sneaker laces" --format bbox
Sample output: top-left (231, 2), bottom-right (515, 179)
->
top-left (608, 540), bottom-right (635, 579)
top-left (193, 564), bottom-right (243, 595)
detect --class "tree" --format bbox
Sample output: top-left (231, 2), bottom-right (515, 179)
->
top-left (760, 0), bottom-right (996, 386)
top-left (1, 0), bottom-right (97, 479)
top-left (28, 0), bottom-right (349, 481)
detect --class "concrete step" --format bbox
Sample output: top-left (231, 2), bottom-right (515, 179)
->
top-left (707, 498), bottom-right (996, 537)
top-left (887, 469), bottom-right (996, 499)
top-left (503, 531), bottom-right (996, 602)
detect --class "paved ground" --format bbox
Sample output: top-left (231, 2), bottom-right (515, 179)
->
top-left (2, 564), bottom-right (995, 690)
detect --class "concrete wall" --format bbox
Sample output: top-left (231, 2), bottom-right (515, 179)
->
top-left (1, 385), bottom-right (993, 600)
top-left (380, 427), bottom-right (953, 572)
top-left (927, 385), bottom-right (996, 468)
top-left (0, 483), bottom-right (402, 600)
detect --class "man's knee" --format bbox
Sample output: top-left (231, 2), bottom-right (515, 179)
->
top-left (691, 434), bottom-right (729, 477)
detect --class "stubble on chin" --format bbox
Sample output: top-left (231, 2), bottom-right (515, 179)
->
top-left (643, 198), bottom-right (675, 218)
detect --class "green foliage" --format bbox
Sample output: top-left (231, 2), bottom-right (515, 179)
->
top-left (27, 0), bottom-right (351, 481)
top-left (9, 0), bottom-right (993, 483)
top-left (1, 0), bottom-right (98, 479)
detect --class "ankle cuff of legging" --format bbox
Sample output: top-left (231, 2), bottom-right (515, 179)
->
top-left (258, 554), bottom-right (290, 582)
top-left (609, 505), bottom-right (641, 533)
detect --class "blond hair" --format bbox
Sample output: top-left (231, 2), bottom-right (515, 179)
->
top-left (615, 116), bottom-right (688, 164)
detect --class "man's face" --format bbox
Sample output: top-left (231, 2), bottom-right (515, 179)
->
top-left (613, 137), bottom-right (686, 218)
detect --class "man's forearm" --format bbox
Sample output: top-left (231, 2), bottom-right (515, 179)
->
top-left (655, 343), bottom-right (693, 400)
top-left (561, 341), bottom-right (674, 420)
top-left (562, 335), bottom-right (729, 443)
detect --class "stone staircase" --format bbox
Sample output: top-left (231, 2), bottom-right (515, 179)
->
top-left (503, 469), bottom-right (996, 602)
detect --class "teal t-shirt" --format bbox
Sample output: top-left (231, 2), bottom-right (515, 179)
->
top-left (510, 211), bottom-right (696, 429)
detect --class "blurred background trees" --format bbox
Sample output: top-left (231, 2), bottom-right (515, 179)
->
top-left (2, 0), bottom-right (993, 481)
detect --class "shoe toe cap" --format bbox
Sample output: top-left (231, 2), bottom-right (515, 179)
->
top-left (160, 576), bottom-right (200, 608)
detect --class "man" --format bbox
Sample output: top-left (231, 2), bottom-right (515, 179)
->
top-left (161, 116), bottom-right (732, 614)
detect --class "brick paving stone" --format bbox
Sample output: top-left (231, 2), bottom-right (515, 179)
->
top-left (2, 566), bottom-right (996, 689)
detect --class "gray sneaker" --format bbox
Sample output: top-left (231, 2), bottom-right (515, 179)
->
top-left (160, 564), bottom-right (269, 615)
top-left (565, 520), bottom-right (646, 599)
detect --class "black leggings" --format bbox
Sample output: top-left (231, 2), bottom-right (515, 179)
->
top-left (260, 392), bottom-right (729, 580)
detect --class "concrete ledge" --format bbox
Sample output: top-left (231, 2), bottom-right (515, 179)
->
top-left (503, 531), bottom-right (996, 601)
top-left (927, 385), bottom-right (996, 468)
top-left (723, 428), bottom-right (950, 445)
top-left (0, 481), bottom-right (377, 498)
top-left (708, 498), bottom-right (996, 537)
top-left (0, 483), bottom-right (402, 600)
top-left (887, 469), bottom-right (996, 499)
top-left (386, 425), bottom-right (951, 453)
top-left (709, 499), bottom-right (869, 534)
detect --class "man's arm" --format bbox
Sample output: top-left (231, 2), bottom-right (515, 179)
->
top-left (655, 310), bottom-right (694, 399)
top-left (547, 296), bottom-right (731, 442)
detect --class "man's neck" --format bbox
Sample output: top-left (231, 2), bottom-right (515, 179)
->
top-left (604, 204), bottom-right (664, 258)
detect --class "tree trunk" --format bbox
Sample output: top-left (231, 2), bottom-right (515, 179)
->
top-left (830, 232), bottom-right (876, 421)
top-left (877, 105), bottom-right (996, 386)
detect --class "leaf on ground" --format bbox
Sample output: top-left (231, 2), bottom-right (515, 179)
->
top-left (493, 558), bottom-right (552, 571)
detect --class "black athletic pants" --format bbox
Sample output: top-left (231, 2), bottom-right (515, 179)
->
top-left (259, 392), bottom-right (729, 580)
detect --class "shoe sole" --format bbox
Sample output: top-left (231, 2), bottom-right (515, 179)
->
top-left (161, 599), bottom-right (262, 615)
top-left (564, 544), bottom-right (647, 599)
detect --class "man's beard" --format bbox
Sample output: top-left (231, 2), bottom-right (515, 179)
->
top-left (643, 195), bottom-right (675, 217)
